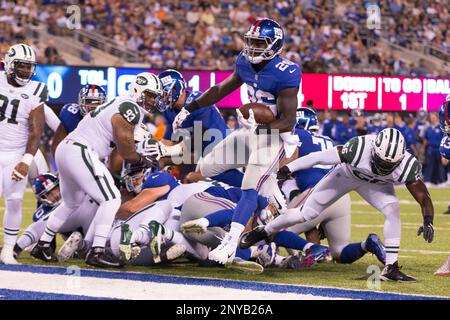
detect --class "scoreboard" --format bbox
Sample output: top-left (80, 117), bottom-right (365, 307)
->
top-left (35, 66), bottom-right (449, 111)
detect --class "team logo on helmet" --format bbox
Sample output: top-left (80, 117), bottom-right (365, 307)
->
top-left (136, 76), bottom-right (148, 86)
top-left (8, 48), bottom-right (15, 57)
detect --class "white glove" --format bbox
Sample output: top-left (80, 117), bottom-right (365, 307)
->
top-left (135, 139), bottom-right (159, 157)
top-left (236, 109), bottom-right (258, 131)
top-left (146, 141), bottom-right (167, 160)
top-left (172, 108), bottom-right (190, 132)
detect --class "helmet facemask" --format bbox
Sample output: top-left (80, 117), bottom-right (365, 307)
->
top-left (370, 149), bottom-right (402, 176)
top-left (243, 34), bottom-right (280, 64)
top-left (36, 182), bottom-right (61, 207)
top-left (7, 60), bottom-right (36, 86)
top-left (79, 95), bottom-right (106, 116)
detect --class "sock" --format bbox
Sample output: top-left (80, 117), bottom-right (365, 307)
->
top-left (211, 169), bottom-right (243, 187)
top-left (3, 199), bottom-right (23, 245)
top-left (206, 209), bottom-right (233, 227)
top-left (231, 189), bottom-right (257, 225)
top-left (39, 203), bottom-right (75, 243)
top-left (385, 238), bottom-right (400, 265)
top-left (228, 222), bottom-right (245, 244)
top-left (132, 224), bottom-right (151, 245)
top-left (170, 229), bottom-right (208, 260)
top-left (92, 225), bottom-right (111, 248)
top-left (273, 231), bottom-right (310, 251)
top-left (16, 220), bottom-right (47, 250)
top-left (265, 208), bottom-right (302, 235)
top-left (339, 242), bottom-right (367, 264)
top-left (91, 198), bottom-right (121, 248)
top-left (16, 231), bottom-right (36, 250)
top-left (236, 248), bottom-right (251, 260)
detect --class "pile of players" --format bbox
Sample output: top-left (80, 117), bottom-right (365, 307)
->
top-left (1, 18), bottom-right (449, 282)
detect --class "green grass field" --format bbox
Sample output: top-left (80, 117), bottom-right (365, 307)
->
top-left (1, 188), bottom-right (450, 298)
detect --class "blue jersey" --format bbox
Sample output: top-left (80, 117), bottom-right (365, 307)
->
top-left (425, 124), bottom-right (444, 149)
top-left (440, 136), bottom-right (450, 160)
top-left (294, 129), bottom-right (335, 193)
top-left (142, 171), bottom-right (180, 201)
top-left (204, 186), bottom-right (269, 216)
top-left (163, 91), bottom-right (228, 153)
top-left (402, 126), bottom-right (417, 154)
top-left (59, 103), bottom-right (83, 133)
top-left (367, 124), bottom-right (385, 135)
top-left (32, 204), bottom-right (54, 222)
top-left (235, 52), bottom-right (301, 115)
top-left (333, 123), bottom-right (356, 145)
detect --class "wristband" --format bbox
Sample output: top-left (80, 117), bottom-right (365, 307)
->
top-left (21, 153), bottom-right (34, 166)
top-left (424, 215), bottom-right (433, 225)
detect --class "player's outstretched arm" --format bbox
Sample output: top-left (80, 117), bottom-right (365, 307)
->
top-left (406, 180), bottom-right (435, 243)
top-left (51, 124), bottom-right (68, 157)
top-left (185, 71), bottom-right (243, 112)
top-left (12, 104), bottom-right (45, 181)
top-left (287, 146), bottom-right (342, 173)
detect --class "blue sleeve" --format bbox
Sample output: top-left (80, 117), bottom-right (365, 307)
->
top-left (275, 64), bottom-right (301, 93)
top-left (59, 104), bottom-right (81, 133)
top-left (162, 110), bottom-right (174, 141)
top-left (235, 52), bottom-right (246, 80)
top-left (142, 172), bottom-right (171, 189)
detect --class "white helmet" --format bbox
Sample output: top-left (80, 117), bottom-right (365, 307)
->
top-left (3, 43), bottom-right (37, 86)
top-left (129, 72), bottom-right (163, 112)
top-left (371, 128), bottom-right (406, 175)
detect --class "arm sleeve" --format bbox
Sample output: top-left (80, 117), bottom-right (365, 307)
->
top-left (287, 147), bottom-right (341, 173)
top-left (44, 104), bottom-right (61, 132)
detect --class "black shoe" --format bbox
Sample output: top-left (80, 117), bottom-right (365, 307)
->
top-left (239, 225), bottom-right (269, 249)
top-left (85, 247), bottom-right (125, 268)
top-left (30, 241), bottom-right (56, 262)
top-left (380, 262), bottom-right (416, 282)
top-left (198, 259), bottom-right (224, 267)
top-left (443, 207), bottom-right (450, 215)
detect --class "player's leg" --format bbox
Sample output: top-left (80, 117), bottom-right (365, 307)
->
top-left (1, 152), bottom-right (29, 264)
top-left (356, 183), bottom-right (415, 281)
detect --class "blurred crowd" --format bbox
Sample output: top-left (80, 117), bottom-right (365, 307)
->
top-left (0, 0), bottom-right (448, 77)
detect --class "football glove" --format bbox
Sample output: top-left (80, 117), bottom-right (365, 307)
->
top-left (417, 215), bottom-right (434, 243)
top-left (146, 141), bottom-right (167, 160)
top-left (236, 109), bottom-right (258, 132)
top-left (172, 108), bottom-right (190, 132)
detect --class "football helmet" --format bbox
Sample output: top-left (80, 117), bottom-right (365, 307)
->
top-left (296, 107), bottom-right (319, 131)
top-left (129, 72), bottom-right (163, 112)
top-left (3, 43), bottom-right (37, 86)
top-left (243, 18), bottom-right (284, 64)
top-left (32, 173), bottom-right (61, 207)
top-left (78, 84), bottom-right (107, 116)
top-left (439, 99), bottom-right (450, 137)
top-left (371, 128), bottom-right (406, 176)
top-left (158, 69), bottom-right (187, 111)
top-left (122, 162), bottom-right (155, 194)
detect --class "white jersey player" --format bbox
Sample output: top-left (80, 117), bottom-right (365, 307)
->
top-left (0, 44), bottom-right (47, 265)
top-left (30, 72), bottom-right (163, 268)
top-left (241, 128), bottom-right (435, 282)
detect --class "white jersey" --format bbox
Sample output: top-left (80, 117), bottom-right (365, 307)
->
top-left (340, 135), bottom-right (421, 185)
top-left (67, 96), bottom-right (144, 159)
top-left (0, 71), bottom-right (48, 152)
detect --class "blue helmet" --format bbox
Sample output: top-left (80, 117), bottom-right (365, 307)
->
top-left (439, 99), bottom-right (450, 137)
top-left (32, 173), bottom-right (61, 207)
top-left (78, 84), bottom-right (107, 116)
top-left (296, 107), bottom-right (319, 131)
top-left (157, 69), bottom-right (187, 112)
top-left (243, 18), bottom-right (284, 64)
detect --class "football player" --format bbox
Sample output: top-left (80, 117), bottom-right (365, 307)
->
top-left (276, 108), bottom-right (385, 265)
top-left (0, 44), bottom-right (47, 264)
top-left (170, 19), bottom-right (301, 264)
top-left (434, 95), bottom-right (450, 276)
top-left (147, 69), bottom-right (243, 187)
top-left (51, 84), bottom-right (107, 155)
top-left (30, 72), bottom-right (160, 268)
top-left (241, 128), bottom-right (435, 282)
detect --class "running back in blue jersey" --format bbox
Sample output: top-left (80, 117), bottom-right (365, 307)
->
top-left (142, 171), bottom-right (180, 201)
top-left (235, 52), bottom-right (301, 116)
top-left (440, 136), bottom-right (450, 160)
top-left (294, 128), bottom-right (335, 193)
top-left (163, 90), bottom-right (228, 153)
top-left (32, 204), bottom-right (54, 222)
top-left (60, 103), bottom-right (83, 133)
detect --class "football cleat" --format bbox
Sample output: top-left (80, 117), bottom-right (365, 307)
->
top-left (180, 218), bottom-right (209, 235)
top-left (85, 247), bottom-right (125, 268)
top-left (225, 257), bottom-right (264, 274)
top-left (280, 254), bottom-right (316, 269)
top-left (239, 225), bottom-right (269, 249)
top-left (149, 220), bottom-right (166, 263)
top-left (255, 242), bottom-right (277, 267)
top-left (0, 244), bottom-right (21, 265)
top-left (380, 262), bottom-right (416, 282)
top-left (443, 207), bottom-right (450, 215)
top-left (119, 224), bottom-right (133, 261)
top-left (30, 241), bottom-right (56, 262)
top-left (208, 234), bottom-right (237, 264)
top-left (305, 244), bottom-right (330, 263)
top-left (57, 231), bottom-right (83, 262)
top-left (365, 233), bottom-right (386, 265)
top-left (161, 243), bottom-right (186, 262)
top-left (434, 257), bottom-right (450, 276)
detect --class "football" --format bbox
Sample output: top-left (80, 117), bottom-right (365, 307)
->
top-left (238, 102), bottom-right (276, 124)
